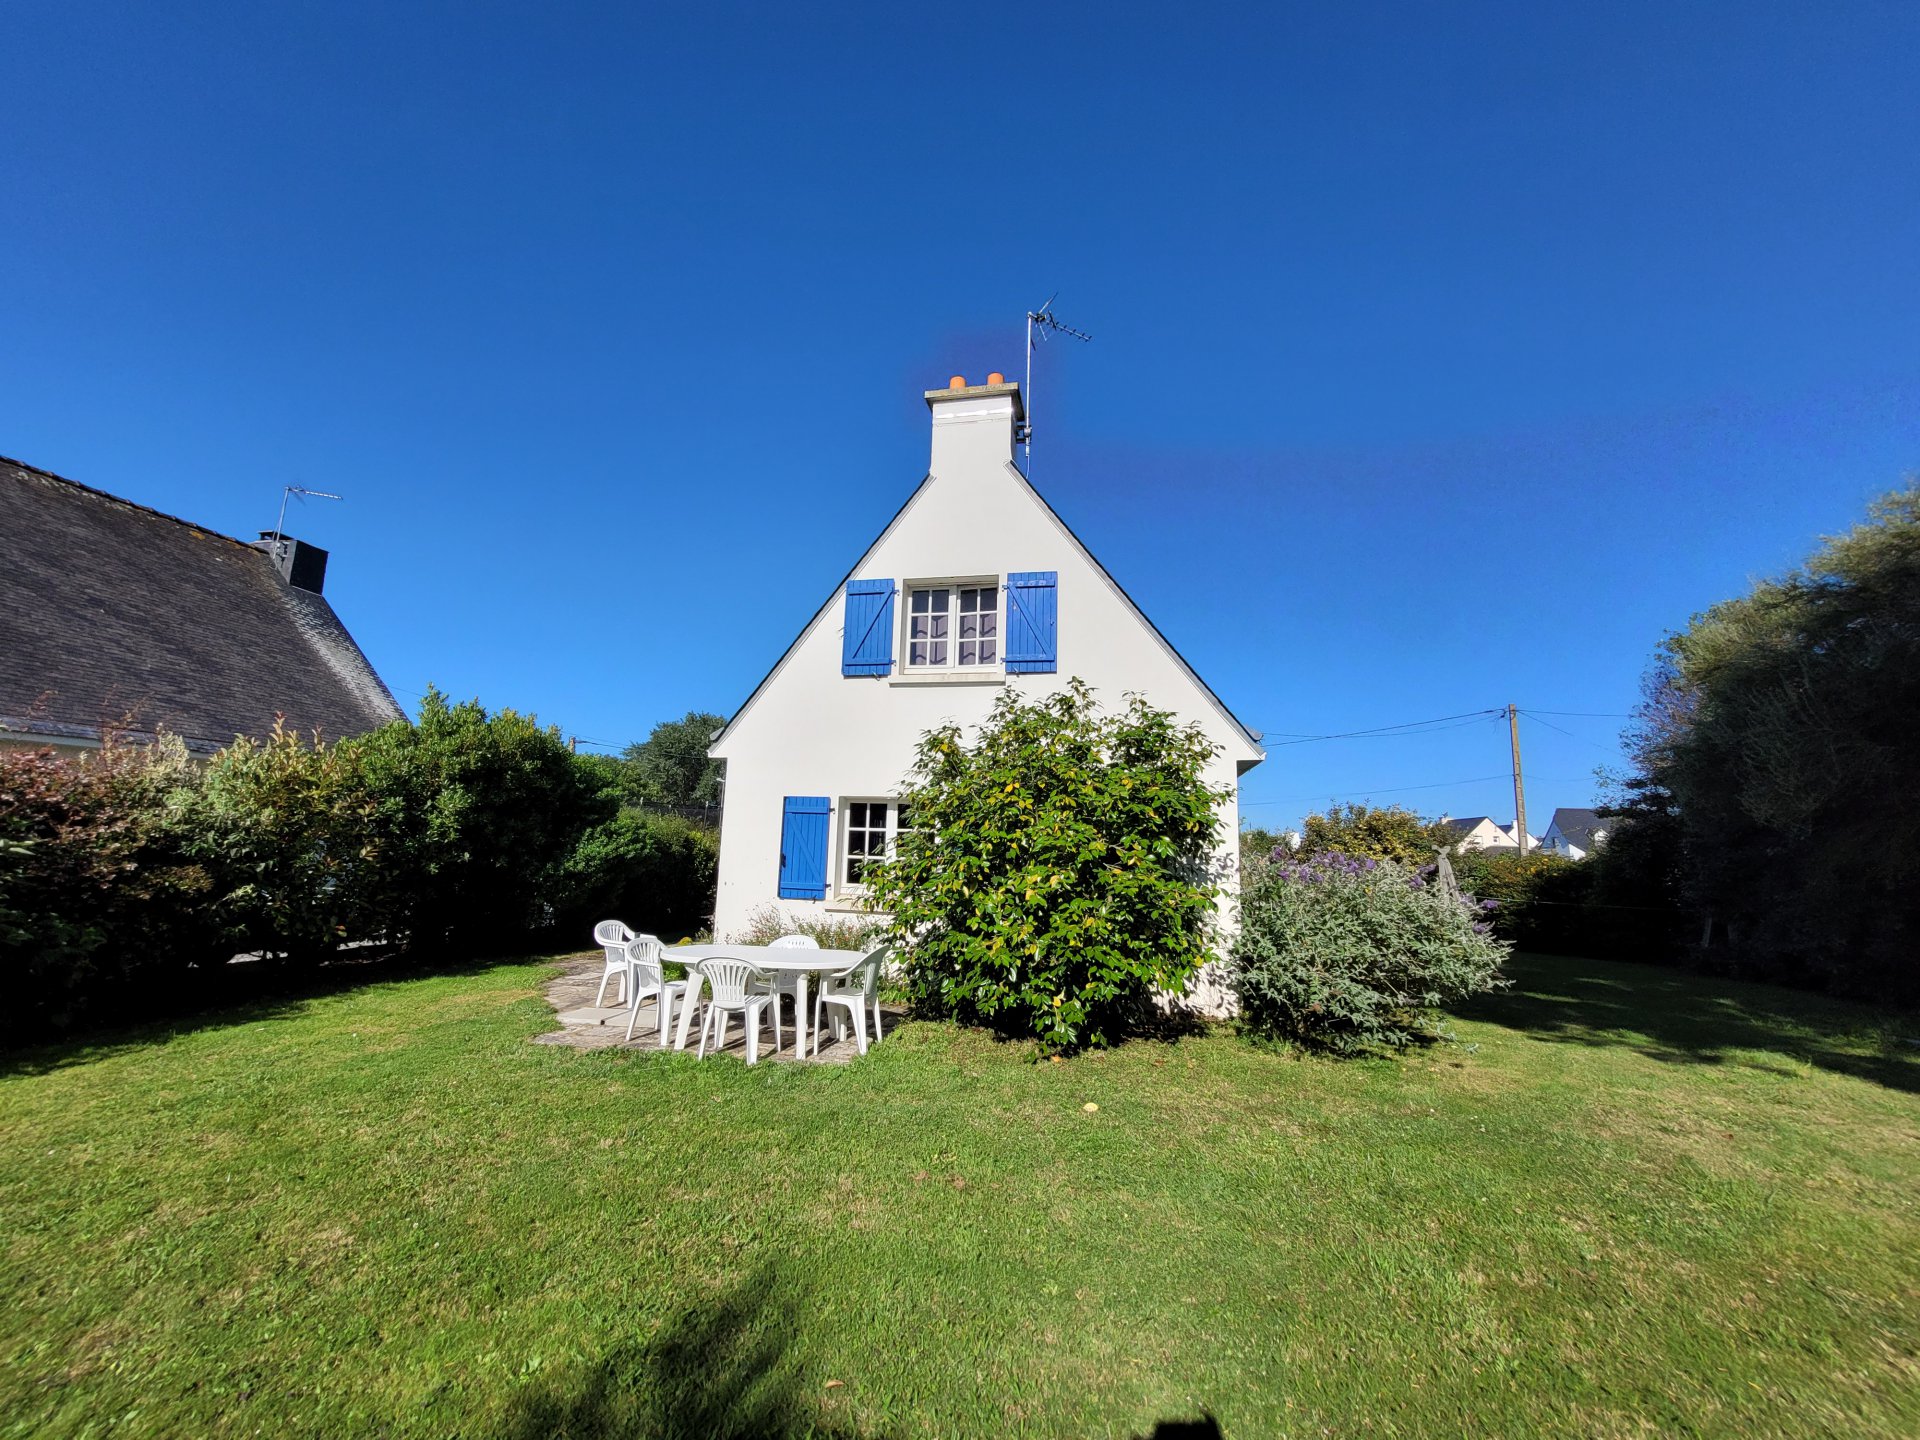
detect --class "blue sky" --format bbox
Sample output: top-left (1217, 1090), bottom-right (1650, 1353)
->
top-left (4, 2), bottom-right (1916, 830)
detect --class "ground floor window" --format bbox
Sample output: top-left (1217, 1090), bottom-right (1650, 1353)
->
top-left (842, 799), bottom-right (910, 888)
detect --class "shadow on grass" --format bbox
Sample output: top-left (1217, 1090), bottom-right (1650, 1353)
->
top-left (502, 1265), bottom-right (1228, 1439)
top-left (0, 946), bottom-right (573, 1080)
top-left (1456, 952), bottom-right (1920, 1094)
top-left (500, 1263), bottom-right (871, 1440)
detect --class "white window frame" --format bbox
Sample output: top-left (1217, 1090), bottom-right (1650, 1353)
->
top-left (901, 577), bottom-right (1001, 674)
top-left (837, 797), bottom-right (911, 895)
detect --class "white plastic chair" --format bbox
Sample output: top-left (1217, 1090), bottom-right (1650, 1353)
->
top-left (592, 919), bottom-right (636, 1007)
top-left (623, 934), bottom-right (693, 1045)
top-left (766, 933), bottom-right (817, 1026)
top-left (695, 956), bottom-right (782, 1065)
top-left (814, 945), bottom-right (890, 1057)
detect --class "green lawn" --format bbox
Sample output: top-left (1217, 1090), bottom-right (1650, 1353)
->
top-left (2, 954), bottom-right (1915, 1439)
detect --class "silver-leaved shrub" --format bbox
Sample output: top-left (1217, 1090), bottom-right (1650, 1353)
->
top-left (1229, 851), bottom-right (1509, 1053)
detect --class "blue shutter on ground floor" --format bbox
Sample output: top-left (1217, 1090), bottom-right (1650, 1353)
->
top-left (1004, 571), bottom-right (1058, 673)
top-left (777, 796), bottom-right (830, 899)
top-left (841, 579), bottom-right (897, 676)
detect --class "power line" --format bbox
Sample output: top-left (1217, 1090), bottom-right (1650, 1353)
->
top-left (1243, 774), bottom-right (1512, 806)
top-left (1259, 708), bottom-right (1504, 747)
top-left (1519, 710), bottom-right (1626, 755)
top-left (1525, 709), bottom-right (1633, 718)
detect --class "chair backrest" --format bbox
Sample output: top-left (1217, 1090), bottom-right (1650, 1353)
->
top-left (625, 934), bottom-right (665, 990)
top-left (698, 956), bottom-right (770, 1007)
top-left (832, 944), bottom-right (890, 999)
top-left (594, 918), bottom-right (635, 966)
top-left (769, 934), bottom-right (819, 949)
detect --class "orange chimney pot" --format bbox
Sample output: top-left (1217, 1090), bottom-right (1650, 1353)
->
top-left (986, 371), bottom-right (1005, 385)
top-left (948, 375), bottom-right (967, 390)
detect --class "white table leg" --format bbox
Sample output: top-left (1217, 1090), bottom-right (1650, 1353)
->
top-left (795, 972), bottom-right (810, 1058)
top-left (674, 974), bottom-right (703, 1051)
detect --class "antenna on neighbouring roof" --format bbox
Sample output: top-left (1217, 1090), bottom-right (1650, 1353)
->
top-left (271, 485), bottom-right (343, 560)
top-left (1021, 293), bottom-right (1091, 477)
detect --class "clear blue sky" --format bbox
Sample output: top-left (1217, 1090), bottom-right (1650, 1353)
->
top-left (4, 2), bottom-right (1916, 830)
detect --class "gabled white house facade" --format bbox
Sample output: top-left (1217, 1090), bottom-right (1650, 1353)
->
top-left (708, 377), bottom-right (1265, 1002)
top-left (1442, 815), bottom-right (1521, 852)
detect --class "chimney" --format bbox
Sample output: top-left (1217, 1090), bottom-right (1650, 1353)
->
top-left (256, 531), bottom-right (329, 594)
top-left (924, 372), bottom-right (1024, 478)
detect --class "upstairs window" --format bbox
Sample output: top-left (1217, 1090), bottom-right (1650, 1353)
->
top-left (906, 584), bottom-right (999, 669)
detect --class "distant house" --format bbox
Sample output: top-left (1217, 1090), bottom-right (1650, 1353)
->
top-left (1441, 815), bottom-right (1516, 851)
top-left (1541, 807), bottom-right (1611, 860)
top-left (0, 455), bottom-right (402, 757)
top-left (706, 375), bottom-right (1264, 995)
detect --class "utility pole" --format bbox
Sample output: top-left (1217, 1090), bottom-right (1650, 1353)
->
top-left (1506, 703), bottom-right (1529, 856)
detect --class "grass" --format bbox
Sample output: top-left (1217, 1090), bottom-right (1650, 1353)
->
top-left (1, 953), bottom-right (1916, 1439)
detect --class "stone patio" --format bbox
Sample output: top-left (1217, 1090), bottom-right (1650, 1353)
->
top-left (532, 953), bottom-right (900, 1064)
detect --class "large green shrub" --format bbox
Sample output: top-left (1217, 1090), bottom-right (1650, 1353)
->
top-left (1299, 803), bottom-right (1459, 867)
top-left (340, 689), bottom-right (611, 951)
top-left (1450, 849), bottom-right (1593, 953)
top-left (1619, 481), bottom-right (1920, 998)
top-left (1230, 851), bottom-right (1509, 1054)
top-left (0, 689), bottom-right (729, 1036)
top-left (554, 810), bottom-right (717, 942)
top-left (0, 740), bottom-right (219, 1031)
top-left (170, 723), bottom-right (370, 965)
top-left (865, 680), bottom-right (1229, 1052)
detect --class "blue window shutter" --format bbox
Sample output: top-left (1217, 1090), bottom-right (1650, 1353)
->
top-left (1004, 571), bottom-right (1058, 673)
top-left (777, 796), bottom-right (830, 899)
top-left (841, 579), bottom-right (897, 676)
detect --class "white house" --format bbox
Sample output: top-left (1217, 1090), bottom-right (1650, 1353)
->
top-left (707, 374), bottom-right (1265, 997)
top-left (1541, 807), bottom-right (1610, 860)
top-left (1441, 815), bottom-right (1515, 852)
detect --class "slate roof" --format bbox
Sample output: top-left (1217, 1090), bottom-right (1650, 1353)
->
top-left (1546, 807), bottom-right (1608, 849)
top-left (0, 455), bottom-right (402, 754)
top-left (1442, 815), bottom-right (1496, 834)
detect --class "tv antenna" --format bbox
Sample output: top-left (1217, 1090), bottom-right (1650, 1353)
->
top-left (271, 485), bottom-right (343, 557)
top-left (1021, 293), bottom-right (1091, 476)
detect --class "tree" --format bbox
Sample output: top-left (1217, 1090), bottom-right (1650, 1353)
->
top-left (1298, 803), bottom-right (1458, 866)
top-left (1623, 480), bottom-right (1920, 997)
top-left (621, 712), bottom-right (727, 809)
top-left (865, 680), bottom-right (1230, 1052)
top-left (344, 688), bottom-right (612, 949)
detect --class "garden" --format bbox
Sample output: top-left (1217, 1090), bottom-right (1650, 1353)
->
top-left (6, 482), bottom-right (1920, 1435)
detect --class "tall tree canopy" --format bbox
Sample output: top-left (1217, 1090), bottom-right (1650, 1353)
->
top-left (1624, 481), bottom-right (1920, 997)
top-left (620, 711), bottom-right (727, 809)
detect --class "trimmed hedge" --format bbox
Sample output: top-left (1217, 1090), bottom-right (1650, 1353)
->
top-left (0, 691), bottom-right (719, 1038)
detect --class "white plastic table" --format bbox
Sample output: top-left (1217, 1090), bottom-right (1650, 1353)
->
top-left (664, 944), bottom-right (866, 1058)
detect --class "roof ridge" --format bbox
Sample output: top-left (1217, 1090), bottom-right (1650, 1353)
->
top-left (0, 452), bottom-right (256, 552)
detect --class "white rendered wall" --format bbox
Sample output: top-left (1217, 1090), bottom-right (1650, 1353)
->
top-left (709, 387), bottom-right (1261, 1008)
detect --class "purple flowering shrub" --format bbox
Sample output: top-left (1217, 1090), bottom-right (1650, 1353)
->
top-left (1229, 849), bottom-right (1509, 1053)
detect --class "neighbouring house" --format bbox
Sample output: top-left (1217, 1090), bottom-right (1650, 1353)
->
top-left (1441, 815), bottom-right (1516, 851)
top-left (707, 375), bottom-right (1266, 999)
top-left (1541, 806), bottom-right (1610, 860)
top-left (0, 455), bottom-right (402, 757)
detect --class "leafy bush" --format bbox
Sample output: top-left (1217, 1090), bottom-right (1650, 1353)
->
top-left (1230, 851), bottom-right (1509, 1054)
top-left (0, 739), bottom-right (219, 1031)
top-left (339, 689), bottom-right (612, 951)
top-left (1449, 849), bottom-right (1596, 954)
top-left (1299, 803), bottom-right (1459, 867)
top-left (0, 689), bottom-right (726, 1037)
top-left (1621, 481), bottom-right (1920, 998)
top-left (865, 680), bottom-right (1229, 1052)
top-left (728, 903), bottom-right (885, 951)
top-left (554, 810), bottom-right (717, 942)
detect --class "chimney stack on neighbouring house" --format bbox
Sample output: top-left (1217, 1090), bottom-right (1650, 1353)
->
top-left (924, 372), bottom-right (1024, 478)
top-left (255, 531), bottom-right (329, 594)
